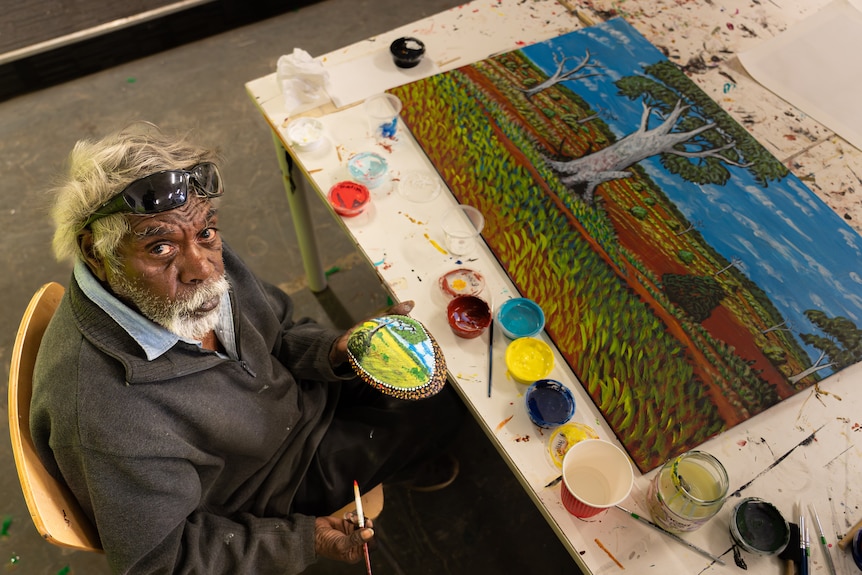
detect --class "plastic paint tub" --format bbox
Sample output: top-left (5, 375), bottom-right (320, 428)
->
top-left (286, 117), bottom-right (325, 151)
top-left (446, 295), bottom-right (492, 339)
top-left (348, 152), bottom-right (389, 189)
top-left (729, 497), bottom-right (790, 556)
top-left (497, 298), bottom-right (545, 339)
top-left (525, 379), bottom-right (575, 429)
top-left (328, 181), bottom-right (370, 217)
top-left (390, 36), bottom-right (426, 68)
top-left (505, 337), bottom-right (553, 384)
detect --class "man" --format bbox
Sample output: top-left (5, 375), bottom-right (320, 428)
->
top-left (31, 123), bottom-right (463, 573)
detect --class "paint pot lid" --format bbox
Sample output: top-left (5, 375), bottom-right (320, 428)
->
top-left (729, 497), bottom-right (790, 556)
top-left (397, 170), bottom-right (442, 202)
top-left (439, 268), bottom-right (485, 298)
top-left (547, 422), bottom-right (600, 468)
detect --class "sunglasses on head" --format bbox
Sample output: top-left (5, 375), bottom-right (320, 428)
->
top-left (82, 162), bottom-right (223, 228)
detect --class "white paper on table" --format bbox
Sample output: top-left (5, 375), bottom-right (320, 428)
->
top-left (738, 0), bottom-right (862, 151)
top-left (324, 48), bottom-right (440, 109)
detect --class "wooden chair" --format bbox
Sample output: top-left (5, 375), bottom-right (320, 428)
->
top-left (8, 281), bottom-right (103, 552)
top-left (8, 281), bottom-right (381, 552)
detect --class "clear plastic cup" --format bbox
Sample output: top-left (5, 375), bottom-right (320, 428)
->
top-left (441, 205), bottom-right (484, 255)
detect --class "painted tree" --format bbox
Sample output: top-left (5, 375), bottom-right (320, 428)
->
top-left (662, 273), bottom-right (726, 323)
top-left (518, 49), bottom-right (601, 100)
top-left (791, 310), bottom-right (862, 383)
top-left (546, 60), bottom-right (789, 203)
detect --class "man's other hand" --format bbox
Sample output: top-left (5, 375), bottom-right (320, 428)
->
top-left (313, 515), bottom-right (374, 564)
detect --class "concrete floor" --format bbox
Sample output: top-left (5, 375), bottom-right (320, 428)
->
top-left (0, 1), bottom-right (580, 573)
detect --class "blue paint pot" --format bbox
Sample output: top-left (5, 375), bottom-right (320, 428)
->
top-left (497, 297), bottom-right (545, 339)
top-left (525, 379), bottom-right (575, 428)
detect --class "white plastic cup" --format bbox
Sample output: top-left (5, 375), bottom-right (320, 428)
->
top-left (441, 205), bottom-right (484, 256)
top-left (364, 93), bottom-right (403, 140)
top-left (560, 439), bottom-right (634, 518)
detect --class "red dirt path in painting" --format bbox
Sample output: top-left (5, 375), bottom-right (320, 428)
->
top-left (603, 193), bottom-right (798, 403)
top-left (461, 67), bottom-right (755, 426)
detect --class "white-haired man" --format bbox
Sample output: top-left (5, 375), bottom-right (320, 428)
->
top-left (31, 123), bottom-right (463, 574)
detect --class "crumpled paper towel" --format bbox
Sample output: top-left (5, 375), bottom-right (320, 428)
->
top-left (276, 48), bottom-right (330, 114)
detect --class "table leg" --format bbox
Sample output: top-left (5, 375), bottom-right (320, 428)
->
top-left (270, 130), bottom-right (327, 292)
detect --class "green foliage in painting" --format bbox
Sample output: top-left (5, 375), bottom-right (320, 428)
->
top-left (677, 250), bottom-right (695, 265)
top-left (390, 49), bottom-right (807, 471)
top-left (630, 206), bottom-right (648, 219)
top-left (800, 311), bottom-right (862, 370)
top-left (662, 273), bottom-right (726, 323)
top-left (616, 61), bottom-right (789, 187)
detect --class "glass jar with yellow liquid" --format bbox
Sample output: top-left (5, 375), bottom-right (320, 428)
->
top-left (646, 451), bottom-right (729, 532)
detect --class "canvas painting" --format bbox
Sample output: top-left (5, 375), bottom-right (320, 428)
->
top-left (391, 18), bottom-right (862, 472)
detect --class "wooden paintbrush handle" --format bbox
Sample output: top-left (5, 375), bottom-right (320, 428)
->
top-left (838, 517), bottom-right (862, 550)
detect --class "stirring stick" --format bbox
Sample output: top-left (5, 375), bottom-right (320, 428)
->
top-left (839, 516), bottom-right (862, 550)
top-left (809, 503), bottom-right (837, 575)
top-left (615, 505), bottom-right (726, 565)
top-left (487, 319), bottom-right (495, 398)
top-left (353, 481), bottom-right (373, 575)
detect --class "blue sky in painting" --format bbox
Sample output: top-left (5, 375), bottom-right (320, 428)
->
top-left (520, 18), bottom-right (862, 375)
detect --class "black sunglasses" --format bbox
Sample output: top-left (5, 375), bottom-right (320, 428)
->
top-left (82, 162), bottom-right (223, 228)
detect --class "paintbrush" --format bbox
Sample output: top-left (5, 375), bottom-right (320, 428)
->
top-left (615, 505), bottom-right (726, 565)
top-left (799, 506), bottom-right (809, 575)
top-left (353, 480), bottom-right (373, 575)
top-left (487, 319), bottom-right (494, 398)
top-left (809, 503), bottom-right (837, 575)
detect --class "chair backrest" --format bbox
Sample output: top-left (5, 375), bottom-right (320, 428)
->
top-left (8, 281), bottom-right (103, 552)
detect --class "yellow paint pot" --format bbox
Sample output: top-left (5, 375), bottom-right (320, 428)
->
top-left (505, 337), bottom-right (554, 384)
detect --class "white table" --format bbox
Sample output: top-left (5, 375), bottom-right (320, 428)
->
top-left (246, 1), bottom-right (862, 573)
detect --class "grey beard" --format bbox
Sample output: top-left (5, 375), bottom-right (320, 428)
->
top-left (109, 272), bottom-right (230, 342)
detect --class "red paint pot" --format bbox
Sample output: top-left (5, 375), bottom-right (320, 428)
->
top-left (446, 295), bottom-right (491, 339)
top-left (328, 181), bottom-right (370, 217)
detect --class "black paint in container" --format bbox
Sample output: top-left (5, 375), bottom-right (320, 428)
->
top-left (390, 37), bottom-right (426, 68)
top-left (729, 497), bottom-right (790, 556)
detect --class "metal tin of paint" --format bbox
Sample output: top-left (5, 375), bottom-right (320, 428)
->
top-left (646, 450), bottom-right (729, 532)
top-left (729, 497), bottom-right (790, 556)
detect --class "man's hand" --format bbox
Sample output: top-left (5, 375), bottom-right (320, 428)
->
top-left (313, 515), bottom-right (374, 564)
top-left (329, 300), bottom-right (415, 367)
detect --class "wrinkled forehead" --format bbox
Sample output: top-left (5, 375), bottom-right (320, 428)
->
top-left (126, 193), bottom-right (219, 234)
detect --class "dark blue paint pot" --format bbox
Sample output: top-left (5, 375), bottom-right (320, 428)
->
top-left (525, 379), bottom-right (575, 428)
top-left (729, 497), bottom-right (790, 556)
